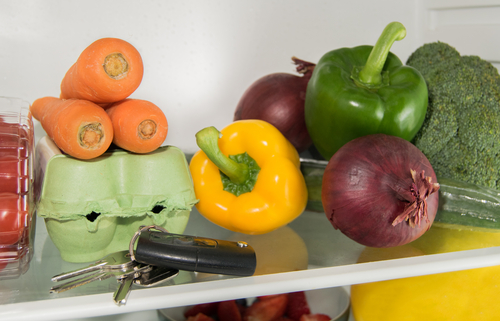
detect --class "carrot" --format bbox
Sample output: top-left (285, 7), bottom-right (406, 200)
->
top-left (60, 38), bottom-right (144, 104)
top-left (104, 98), bottom-right (168, 154)
top-left (31, 97), bottom-right (113, 159)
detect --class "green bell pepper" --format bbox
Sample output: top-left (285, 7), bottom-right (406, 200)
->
top-left (304, 21), bottom-right (428, 160)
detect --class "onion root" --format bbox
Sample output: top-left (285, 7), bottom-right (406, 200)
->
top-left (392, 169), bottom-right (440, 227)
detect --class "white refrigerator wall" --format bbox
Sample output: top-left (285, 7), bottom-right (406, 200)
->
top-left (0, 0), bottom-right (498, 153)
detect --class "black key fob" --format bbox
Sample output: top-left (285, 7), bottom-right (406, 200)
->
top-left (134, 230), bottom-right (257, 276)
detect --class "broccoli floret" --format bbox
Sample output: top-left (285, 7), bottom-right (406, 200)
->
top-left (406, 42), bottom-right (500, 190)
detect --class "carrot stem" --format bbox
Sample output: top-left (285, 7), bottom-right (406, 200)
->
top-left (103, 53), bottom-right (129, 80)
top-left (138, 119), bottom-right (157, 140)
top-left (79, 123), bottom-right (105, 149)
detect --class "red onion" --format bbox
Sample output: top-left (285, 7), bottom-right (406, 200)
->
top-left (234, 57), bottom-right (315, 153)
top-left (322, 134), bottom-right (440, 248)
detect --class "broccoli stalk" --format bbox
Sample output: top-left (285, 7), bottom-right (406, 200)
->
top-left (406, 42), bottom-right (500, 190)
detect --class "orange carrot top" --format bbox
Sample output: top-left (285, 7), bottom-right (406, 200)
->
top-left (31, 97), bottom-right (113, 160)
top-left (104, 99), bottom-right (168, 154)
top-left (60, 38), bottom-right (144, 104)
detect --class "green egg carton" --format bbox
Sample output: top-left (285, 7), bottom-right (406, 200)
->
top-left (35, 136), bottom-right (198, 263)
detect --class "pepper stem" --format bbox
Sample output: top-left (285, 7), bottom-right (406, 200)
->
top-left (195, 126), bottom-right (249, 185)
top-left (358, 22), bottom-right (406, 86)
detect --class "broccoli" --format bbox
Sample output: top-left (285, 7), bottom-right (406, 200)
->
top-left (406, 41), bottom-right (500, 190)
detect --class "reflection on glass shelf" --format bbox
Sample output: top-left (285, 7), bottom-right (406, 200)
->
top-left (0, 208), bottom-right (358, 306)
top-left (1, 207), bottom-right (500, 321)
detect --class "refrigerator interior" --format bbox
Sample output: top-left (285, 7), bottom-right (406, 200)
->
top-left (0, 0), bottom-right (500, 320)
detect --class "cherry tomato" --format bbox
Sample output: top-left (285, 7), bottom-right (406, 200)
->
top-left (0, 156), bottom-right (28, 194)
top-left (0, 135), bottom-right (19, 158)
top-left (0, 124), bottom-right (30, 159)
top-left (0, 123), bottom-right (30, 194)
top-left (0, 193), bottom-right (27, 245)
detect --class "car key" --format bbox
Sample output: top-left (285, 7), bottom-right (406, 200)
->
top-left (133, 229), bottom-right (257, 276)
top-left (113, 264), bottom-right (179, 306)
top-left (134, 264), bottom-right (179, 287)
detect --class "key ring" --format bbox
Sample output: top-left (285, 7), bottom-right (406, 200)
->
top-left (129, 225), bottom-right (169, 261)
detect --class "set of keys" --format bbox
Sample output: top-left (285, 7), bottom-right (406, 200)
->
top-left (50, 249), bottom-right (178, 305)
top-left (50, 225), bottom-right (257, 306)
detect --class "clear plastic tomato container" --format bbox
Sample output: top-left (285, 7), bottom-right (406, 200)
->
top-left (0, 97), bottom-right (35, 279)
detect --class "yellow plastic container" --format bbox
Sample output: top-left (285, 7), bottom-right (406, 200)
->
top-left (351, 226), bottom-right (500, 320)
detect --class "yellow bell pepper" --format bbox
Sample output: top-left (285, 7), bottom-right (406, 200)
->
top-left (189, 120), bottom-right (308, 235)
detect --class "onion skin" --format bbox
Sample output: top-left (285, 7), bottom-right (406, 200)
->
top-left (322, 134), bottom-right (440, 248)
top-left (234, 57), bottom-right (315, 153)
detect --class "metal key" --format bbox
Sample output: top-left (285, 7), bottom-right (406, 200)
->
top-left (134, 265), bottom-right (178, 287)
top-left (113, 274), bottom-right (135, 306)
top-left (51, 250), bottom-right (137, 282)
top-left (50, 250), bottom-right (139, 293)
top-left (50, 263), bottom-right (145, 294)
top-left (53, 260), bottom-right (156, 293)
top-left (113, 264), bottom-right (179, 306)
